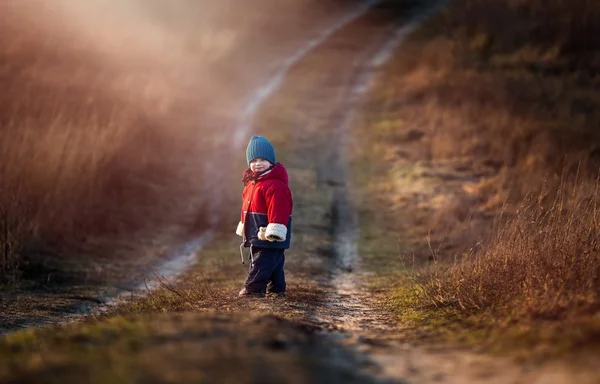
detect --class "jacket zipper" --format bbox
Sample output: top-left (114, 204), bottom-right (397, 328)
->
top-left (242, 181), bottom-right (257, 244)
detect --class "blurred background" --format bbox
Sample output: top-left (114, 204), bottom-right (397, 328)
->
top-left (0, 0), bottom-right (365, 284)
top-left (1, 0), bottom-right (599, 311)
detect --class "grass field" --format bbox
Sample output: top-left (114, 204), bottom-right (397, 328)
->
top-left (353, 0), bottom-right (600, 355)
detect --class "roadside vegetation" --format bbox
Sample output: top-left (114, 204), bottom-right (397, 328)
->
top-left (0, 0), bottom-right (349, 287)
top-left (357, 0), bottom-right (600, 355)
top-left (0, 2), bottom-right (229, 286)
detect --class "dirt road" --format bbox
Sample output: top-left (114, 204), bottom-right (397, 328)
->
top-left (229, 1), bottom-right (597, 382)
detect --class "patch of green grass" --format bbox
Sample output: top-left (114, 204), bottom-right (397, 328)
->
top-left (382, 280), bottom-right (476, 329)
top-left (350, 115), bottom-right (428, 278)
top-left (0, 316), bottom-right (148, 384)
top-left (0, 311), bottom-right (379, 384)
top-left (381, 277), bottom-right (600, 360)
top-left (104, 234), bottom-right (244, 317)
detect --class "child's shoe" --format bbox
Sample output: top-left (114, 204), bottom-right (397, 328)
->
top-left (268, 291), bottom-right (286, 298)
top-left (238, 287), bottom-right (265, 298)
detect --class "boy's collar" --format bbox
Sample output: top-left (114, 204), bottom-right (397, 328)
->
top-left (253, 163), bottom-right (275, 178)
top-left (257, 168), bottom-right (274, 179)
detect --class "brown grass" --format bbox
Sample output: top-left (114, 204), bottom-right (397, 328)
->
top-left (355, 0), bottom-right (600, 349)
top-left (419, 176), bottom-right (600, 319)
top-left (412, 0), bottom-right (600, 318)
top-left (393, 0), bottom-right (600, 197)
top-left (0, 0), bottom-right (353, 285)
top-left (0, 2), bottom-right (229, 284)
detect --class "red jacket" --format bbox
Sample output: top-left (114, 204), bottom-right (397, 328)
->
top-left (239, 163), bottom-right (293, 249)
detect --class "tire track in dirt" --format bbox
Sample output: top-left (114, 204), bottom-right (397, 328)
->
top-left (233, 1), bottom-right (379, 146)
top-left (314, 14), bottom-right (421, 335)
top-left (243, 0), bottom-right (441, 334)
top-left (243, 1), bottom-right (436, 381)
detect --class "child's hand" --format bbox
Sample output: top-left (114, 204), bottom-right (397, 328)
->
top-left (258, 227), bottom-right (268, 241)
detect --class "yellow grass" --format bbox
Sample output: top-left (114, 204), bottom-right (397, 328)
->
top-left (419, 177), bottom-right (600, 317)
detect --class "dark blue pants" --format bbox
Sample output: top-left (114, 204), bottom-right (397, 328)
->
top-left (245, 247), bottom-right (286, 294)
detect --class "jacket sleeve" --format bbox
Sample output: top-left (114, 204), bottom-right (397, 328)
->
top-left (264, 180), bottom-right (293, 225)
top-left (263, 181), bottom-right (292, 242)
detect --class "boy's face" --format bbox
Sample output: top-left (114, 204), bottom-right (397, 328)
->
top-left (249, 158), bottom-right (272, 173)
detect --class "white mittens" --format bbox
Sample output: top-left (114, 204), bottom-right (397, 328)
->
top-left (236, 221), bottom-right (244, 237)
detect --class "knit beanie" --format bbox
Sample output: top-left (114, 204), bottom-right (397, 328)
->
top-left (246, 135), bottom-right (276, 166)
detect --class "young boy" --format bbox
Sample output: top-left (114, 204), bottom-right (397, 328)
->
top-left (236, 135), bottom-right (293, 298)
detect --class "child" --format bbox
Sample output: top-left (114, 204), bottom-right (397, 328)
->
top-left (236, 135), bottom-right (293, 298)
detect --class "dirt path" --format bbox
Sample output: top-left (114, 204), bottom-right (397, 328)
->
top-left (240, 1), bottom-right (600, 383)
top-left (0, 1), bottom-right (371, 336)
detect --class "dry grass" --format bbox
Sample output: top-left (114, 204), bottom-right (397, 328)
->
top-left (0, 2), bottom-right (228, 284)
top-left (362, 0), bottom-right (600, 251)
top-left (0, 0), bottom-right (353, 285)
top-left (418, 176), bottom-right (600, 319)
top-left (352, 0), bottom-right (600, 350)
top-left (409, 0), bottom-right (600, 320)
top-left (0, 189), bottom-right (30, 284)
top-left (386, 0), bottom-right (600, 203)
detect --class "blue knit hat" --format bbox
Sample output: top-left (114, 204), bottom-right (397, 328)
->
top-left (246, 135), bottom-right (276, 166)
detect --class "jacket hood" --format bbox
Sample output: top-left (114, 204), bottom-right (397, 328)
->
top-left (243, 163), bottom-right (289, 185)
